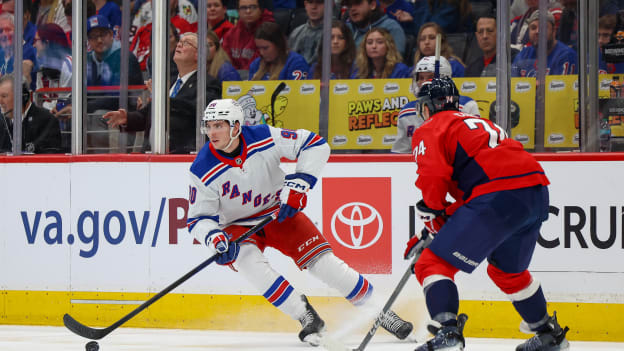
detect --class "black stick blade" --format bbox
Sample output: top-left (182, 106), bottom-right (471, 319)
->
top-left (63, 313), bottom-right (111, 340)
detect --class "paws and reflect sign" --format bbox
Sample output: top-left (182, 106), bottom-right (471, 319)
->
top-left (321, 177), bottom-right (392, 274)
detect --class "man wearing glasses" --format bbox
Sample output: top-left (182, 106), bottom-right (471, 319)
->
top-left (222, 0), bottom-right (275, 70)
top-left (103, 33), bottom-right (221, 154)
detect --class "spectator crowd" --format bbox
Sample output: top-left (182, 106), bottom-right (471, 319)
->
top-left (1, 0), bottom-right (623, 154)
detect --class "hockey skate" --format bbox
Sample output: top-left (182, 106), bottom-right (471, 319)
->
top-left (380, 310), bottom-right (414, 340)
top-left (414, 313), bottom-right (468, 351)
top-left (298, 296), bottom-right (326, 346)
top-left (516, 312), bottom-right (570, 351)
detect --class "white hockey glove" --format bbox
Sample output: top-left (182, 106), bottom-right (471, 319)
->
top-left (278, 173), bottom-right (316, 223)
top-left (205, 229), bottom-right (239, 265)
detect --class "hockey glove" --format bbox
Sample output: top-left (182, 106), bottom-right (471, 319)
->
top-left (404, 228), bottom-right (431, 260)
top-left (278, 173), bottom-right (315, 223)
top-left (416, 199), bottom-right (448, 234)
top-left (206, 229), bottom-right (240, 265)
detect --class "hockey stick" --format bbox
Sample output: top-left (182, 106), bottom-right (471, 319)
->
top-left (351, 233), bottom-right (433, 351)
top-left (434, 33), bottom-right (442, 78)
top-left (270, 82), bottom-right (286, 126)
top-left (63, 213), bottom-right (277, 340)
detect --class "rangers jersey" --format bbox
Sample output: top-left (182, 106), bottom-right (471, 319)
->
top-left (248, 52), bottom-right (309, 80)
top-left (187, 124), bottom-right (329, 243)
top-left (511, 41), bottom-right (577, 77)
top-left (392, 96), bottom-right (480, 153)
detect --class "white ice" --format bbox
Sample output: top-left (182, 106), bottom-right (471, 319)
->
top-left (0, 325), bottom-right (622, 351)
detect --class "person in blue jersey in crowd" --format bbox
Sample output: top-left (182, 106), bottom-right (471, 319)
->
top-left (248, 22), bottom-right (309, 80)
top-left (512, 10), bottom-right (577, 77)
top-left (413, 22), bottom-right (465, 77)
top-left (207, 30), bottom-right (241, 83)
top-left (93, 0), bottom-right (122, 38)
top-left (187, 99), bottom-right (414, 346)
top-left (351, 27), bottom-right (410, 79)
top-left (379, 0), bottom-right (417, 36)
top-left (392, 56), bottom-right (479, 153)
top-left (309, 20), bottom-right (356, 79)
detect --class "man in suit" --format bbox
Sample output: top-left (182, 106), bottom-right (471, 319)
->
top-left (0, 74), bottom-right (62, 154)
top-left (103, 32), bottom-right (222, 154)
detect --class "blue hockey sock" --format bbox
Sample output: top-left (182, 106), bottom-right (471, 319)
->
top-left (424, 279), bottom-right (459, 326)
top-left (512, 286), bottom-right (549, 332)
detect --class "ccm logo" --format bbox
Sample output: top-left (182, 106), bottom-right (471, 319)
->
top-left (284, 181), bottom-right (308, 191)
top-left (298, 235), bottom-right (319, 252)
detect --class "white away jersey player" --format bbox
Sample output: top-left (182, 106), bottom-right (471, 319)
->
top-left (392, 96), bottom-right (481, 153)
top-left (187, 124), bottom-right (329, 243)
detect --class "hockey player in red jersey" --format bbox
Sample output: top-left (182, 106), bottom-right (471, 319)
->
top-left (404, 77), bottom-right (570, 351)
top-left (187, 99), bottom-right (413, 346)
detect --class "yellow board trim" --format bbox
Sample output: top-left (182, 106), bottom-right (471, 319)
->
top-left (1, 291), bottom-right (622, 341)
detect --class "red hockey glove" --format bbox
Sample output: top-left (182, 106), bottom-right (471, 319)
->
top-left (278, 173), bottom-right (316, 223)
top-left (404, 228), bottom-right (431, 260)
top-left (416, 199), bottom-right (448, 234)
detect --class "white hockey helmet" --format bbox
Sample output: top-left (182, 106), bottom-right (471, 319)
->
top-left (202, 99), bottom-right (243, 149)
top-left (203, 98), bottom-right (244, 127)
top-left (411, 56), bottom-right (453, 97)
top-left (414, 56), bottom-right (453, 79)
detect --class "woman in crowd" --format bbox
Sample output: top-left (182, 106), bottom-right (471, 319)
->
top-left (413, 22), bottom-right (465, 77)
top-left (248, 22), bottom-right (309, 80)
top-left (352, 27), bottom-right (410, 79)
top-left (310, 20), bottom-right (356, 79)
top-left (207, 30), bottom-right (241, 83)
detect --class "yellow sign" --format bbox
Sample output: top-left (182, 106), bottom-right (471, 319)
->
top-left (544, 76), bottom-right (579, 148)
top-left (222, 80), bottom-right (320, 133)
top-left (327, 79), bottom-right (412, 149)
top-left (456, 77), bottom-right (536, 149)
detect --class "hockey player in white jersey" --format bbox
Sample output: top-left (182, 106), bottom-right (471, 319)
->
top-left (392, 56), bottom-right (481, 153)
top-left (187, 99), bottom-right (413, 346)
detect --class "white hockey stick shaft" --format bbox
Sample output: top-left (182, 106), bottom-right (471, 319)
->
top-left (434, 34), bottom-right (441, 78)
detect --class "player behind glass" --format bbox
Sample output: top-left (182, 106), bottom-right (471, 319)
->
top-left (392, 56), bottom-right (480, 153)
top-left (404, 77), bottom-right (570, 351)
top-left (187, 99), bottom-right (413, 346)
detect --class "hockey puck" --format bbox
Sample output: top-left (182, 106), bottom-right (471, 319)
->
top-left (85, 341), bottom-right (99, 351)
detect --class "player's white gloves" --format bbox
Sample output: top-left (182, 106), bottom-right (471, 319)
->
top-left (278, 173), bottom-right (316, 223)
top-left (205, 229), bottom-right (239, 265)
top-left (415, 199), bottom-right (448, 234)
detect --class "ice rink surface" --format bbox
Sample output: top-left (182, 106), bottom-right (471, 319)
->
top-left (0, 325), bottom-right (622, 351)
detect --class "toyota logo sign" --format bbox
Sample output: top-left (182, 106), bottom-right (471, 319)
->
top-left (330, 202), bottom-right (383, 249)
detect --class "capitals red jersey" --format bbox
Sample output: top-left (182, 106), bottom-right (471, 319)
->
top-left (411, 110), bottom-right (549, 212)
